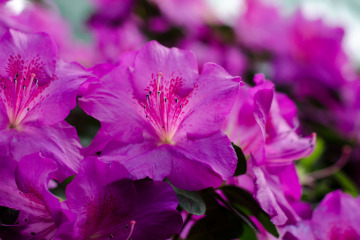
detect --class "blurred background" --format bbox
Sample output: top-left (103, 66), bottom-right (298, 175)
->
top-left (2, 0), bottom-right (360, 222)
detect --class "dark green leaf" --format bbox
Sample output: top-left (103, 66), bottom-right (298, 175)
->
top-left (50, 175), bottom-right (75, 201)
top-left (172, 186), bottom-right (206, 215)
top-left (221, 186), bottom-right (279, 238)
top-left (232, 143), bottom-right (247, 176)
top-left (238, 224), bottom-right (257, 240)
top-left (187, 191), bottom-right (244, 240)
top-left (214, 193), bottom-right (259, 233)
top-left (334, 171), bottom-right (359, 197)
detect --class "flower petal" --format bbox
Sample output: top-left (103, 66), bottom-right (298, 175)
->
top-left (132, 41), bottom-right (199, 99)
top-left (177, 63), bottom-right (241, 138)
top-left (0, 121), bottom-right (82, 181)
top-left (168, 132), bottom-right (237, 191)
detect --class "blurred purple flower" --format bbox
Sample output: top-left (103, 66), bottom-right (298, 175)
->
top-left (0, 29), bottom-right (89, 179)
top-left (80, 41), bottom-right (241, 190)
top-left (88, 0), bottom-right (135, 25)
top-left (86, 0), bottom-right (145, 64)
top-left (89, 20), bottom-right (146, 64)
top-left (235, 0), bottom-right (291, 54)
top-left (0, 1), bottom-right (95, 66)
top-left (179, 26), bottom-right (247, 76)
top-left (149, 0), bottom-right (218, 30)
top-left (284, 190), bottom-right (360, 240)
top-left (62, 157), bottom-right (183, 240)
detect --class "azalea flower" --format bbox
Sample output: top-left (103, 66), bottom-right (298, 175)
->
top-left (79, 41), bottom-right (241, 190)
top-left (226, 74), bottom-right (316, 166)
top-left (62, 157), bottom-right (183, 240)
top-left (0, 153), bottom-right (73, 240)
top-left (226, 74), bottom-right (315, 225)
top-left (284, 190), bottom-right (360, 240)
top-left (0, 29), bottom-right (89, 179)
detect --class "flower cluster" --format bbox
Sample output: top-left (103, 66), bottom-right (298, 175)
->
top-left (0, 0), bottom-right (359, 239)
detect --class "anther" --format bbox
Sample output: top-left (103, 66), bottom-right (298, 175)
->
top-left (158, 91), bottom-right (161, 96)
top-left (175, 98), bottom-right (178, 103)
top-left (15, 73), bottom-right (19, 78)
top-left (149, 91), bottom-right (152, 95)
top-left (109, 234), bottom-right (114, 239)
top-left (30, 232), bottom-right (36, 235)
top-left (23, 85), bottom-right (26, 91)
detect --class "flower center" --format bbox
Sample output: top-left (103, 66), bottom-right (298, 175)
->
top-left (1, 71), bottom-right (39, 129)
top-left (141, 72), bottom-right (190, 145)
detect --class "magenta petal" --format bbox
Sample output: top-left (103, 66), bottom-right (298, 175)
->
top-left (0, 156), bottom-right (34, 214)
top-left (0, 29), bottom-right (57, 86)
top-left (168, 132), bottom-right (237, 191)
top-left (253, 165), bottom-right (301, 225)
top-left (132, 41), bottom-right (198, 99)
top-left (311, 190), bottom-right (360, 239)
top-left (0, 121), bottom-right (82, 181)
top-left (65, 157), bottom-right (182, 239)
top-left (15, 153), bottom-right (63, 223)
top-left (100, 141), bottom-right (173, 181)
top-left (23, 60), bottom-right (90, 126)
top-left (178, 63), bottom-right (241, 138)
top-left (79, 66), bottom-right (149, 138)
top-left (0, 154), bottom-right (67, 239)
top-left (130, 181), bottom-right (183, 240)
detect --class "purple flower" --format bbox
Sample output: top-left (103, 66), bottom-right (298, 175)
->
top-left (226, 74), bottom-right (314, 225)
top-left (225, 74), bottom-right (315, 166)
top-left (0, 153), bottom-right (73, 239)
top-left (235, 0), bottom-right (291, 54)
top-left (0, 29), bottom-right (89, 178)
top-left (0, 2), bottom-right (95, 66)
top-left (88, 0), bottom-right (135, 25)
top-left (148, 0), bottom-right (217, 29)
top-left (89, 20), bottom-right (146, 64)
top-left (179, 26), bottom-right (247, 76)
top-left (284, 190), bottom-right (360, 240)
top-left (80, 41), bottom-right (241, 190)
top-left (62, 157), bottom-right (183, 240)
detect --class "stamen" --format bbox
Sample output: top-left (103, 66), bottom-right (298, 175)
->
top-left (141, 72), bottom-right (190, 144)
top-left (126, 220), bottom-right (136, 240)
top-left (6, 72), bottom-right (39, 129)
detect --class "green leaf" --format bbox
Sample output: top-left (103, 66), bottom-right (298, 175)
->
top-left (232, 143), bottom-right (247, 176)
top-left (187, 191), bottom-right (244, 240)
top-left (300, 137), bottom-right (325, 171)
top-left (214, 193), bottom-right (259, 233)
top-left (238, 224), bottom-right (257, 240)
top-left (172, 186), bottom-right (206, 215)
top-left (220, 186), bottom-right (279, 238)
top-left (334, 171), bottom-right (359, 197)
top-left (50, 175), bottom-right (75, 201)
